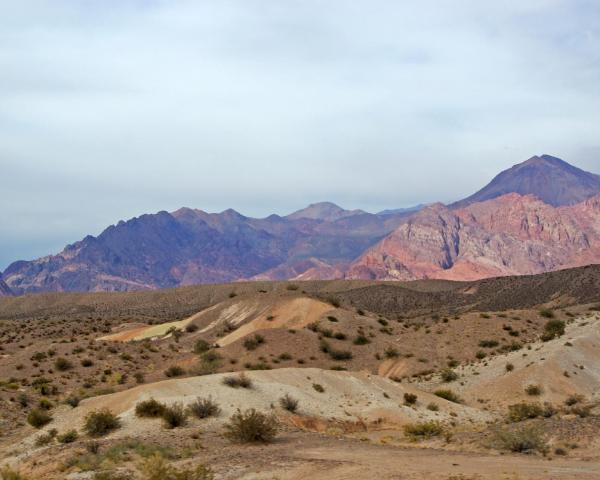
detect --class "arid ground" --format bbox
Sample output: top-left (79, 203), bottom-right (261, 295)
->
top-left (1, 265), bottom-right (599, 479)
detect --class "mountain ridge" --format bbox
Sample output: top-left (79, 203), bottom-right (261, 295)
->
top-left (2, 154), bottom-right (599, 294)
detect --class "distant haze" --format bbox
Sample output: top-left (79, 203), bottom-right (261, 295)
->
top-left (1, 1), bottom-right (600, 270)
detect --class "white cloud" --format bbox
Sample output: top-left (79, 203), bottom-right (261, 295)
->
top-left (1, 0), bottom-right (599, 268)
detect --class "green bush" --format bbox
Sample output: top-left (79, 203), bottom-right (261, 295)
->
top-left (440, 368), bottom-right (458, 382)
top-left (433, 389), bottom-right (461, 403)
top-left (353, 335), bottom-right (370, 345)
top-left (525, 384), bottom-right (542, 396)
top-left (161, 403), bottom-right (187, 429)
top-left (54, 357), bottom-right (73, 371)
top-left (84, 409), bottom-right (121, 437)
top-left (541, 319), bottom-right (565, 341)
top-left (187, 396), bottom-right (221, 419)
top-left (493, 425), bottom-right (547, 454)
top-left (193, 339), bottom-right (211, 354)
top-left (507, 402), bottom-right (543, 422)
top-left (539, 309), bottom-right (555, 319)
top-left (164, 365), bottom-right (185, 378)
top-left (27, 408), bottom-right (52, 428)
top-left (222, 373), bottom-right (252, 389)
top-left (140, 453), bottom-right (214, 480)
top-left (243, 334), bottom-right (265, 351)
top-left (404, 421), bottom-right (444, 440)
top-left (224, 409), bottom-right (278, 443)
top-left (135, 398), bottom-right (166, 418)
top-left (57, 429), bottom-right (79, 444)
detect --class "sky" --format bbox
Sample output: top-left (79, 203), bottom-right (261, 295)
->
top-left (1, 0), bottom-right (600, 270)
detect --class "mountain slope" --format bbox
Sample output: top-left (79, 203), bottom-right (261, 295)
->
top-left (2, 206), bottom-right (404, 294)
top-left (0, 279), bottom-right (12, 296)
top-left (348, 194), bottom-right (600, 281)
top-left (451, 154), bottom-right (600, 208)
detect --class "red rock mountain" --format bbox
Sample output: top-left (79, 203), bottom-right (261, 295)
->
top-left (2, 155), bottom-right (599, 293)
top-left (347, 194), bottom-right (600, 281)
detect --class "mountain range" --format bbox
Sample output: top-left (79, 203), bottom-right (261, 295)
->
top-left (2, 154), bottom-right (599, 295)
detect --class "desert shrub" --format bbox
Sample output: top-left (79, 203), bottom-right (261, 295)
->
top-left (539, 309), bottom-right (555, 319)
top-left (403, 393), bottom-right (418, 405)
top-left (84, 409), bottom-right (121, 437)
top-left (327, 315), bottom-right (338, 322)
top-left (328, 348), bottom-right (353, 360)
top-left (140, 453), bottom-right (214, 480)
top-left (54, 357), bottom-right (73, 371)
top-left (0, 468), bottom-right (31, 480)
top-left (478, 339), bottom-right (499, 348)
top-left (493, 425), bottom-right (547, 454)
top-left (312, 383), bottom-right (325, 393)
top-left (135, 398), bottom-right (166, 418)
top-left (224, 409), bottom-right (278, 443)
top-left (243, 334), bottom-right (265, 351)
top-left (57, 429), bottom-right (79, 444)
top-left (164, 366), bottom-right (185, 378)
top-left (525, 384), bottom-right (542, 396)
top-left (541, 319), bottom-right (565, 341)
top-left (286, 284), bottom-right (299, 291)
top-left (384, 346), bottom-right (400, 358)
top-left (440, 368), bottom-right (458, 382)
top-left (161, 403), bottom-right (187, 429)
top-left (475, 351), bottom-right (486, 359)
top-left (564, 394), bottom-right (584, 406)
top-left (222, 373), bottom-right (252, 389)
top-left (185, 323), bottom-right (199, 333)
top-left (426, 403), bottom-right (439, 411)
top-left (27, 408), bottom-right (52, 428)
top-left (434, 389), bottom-right (461, 403)
top-left (187, 396), bottom-right (221, 419)
top-left (39, 398), bottom-right (53, 410)
top-left (333, 332), bottom-right (346, 340)
top-left (505, 363), bottom-right (514, 372)
top-left (353, 335), bottom-right (370, 345)
top-left (403, 421), bottom-right (444, 440)
top-left (507, 402), bottom-right (544, 422)
top-left (571, 405), bottom-right (592, 418)
top-left (193, 339), bottom-right (211, 354)
top-left (279, 394), bottom-right (299, 413)
top-left (66, 395), bottom-right (80, 408)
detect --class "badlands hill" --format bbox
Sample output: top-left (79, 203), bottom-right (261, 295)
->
top-left (2, 154), bottom-right (599, 293)
top-left (0, 267), bottom-right (599, 478)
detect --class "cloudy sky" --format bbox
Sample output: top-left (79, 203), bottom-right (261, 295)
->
top-left (1, 1), bottom-right (600, 270)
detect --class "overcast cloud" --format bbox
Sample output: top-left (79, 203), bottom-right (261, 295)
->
top-left (1, 0), bottom-right (600, 269)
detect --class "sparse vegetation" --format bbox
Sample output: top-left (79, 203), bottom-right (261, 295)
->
top-left (434, 389), bottom-right (461, 403)
top-left (224, 409), bottom-right (278, 443)
top-left (161, 403), bottom-right (187, 429)
top-left (440, 368), bottom-right (458, 382)
top-left (83, 409), bottom-right (121, 437)
top-left (222, 373), bottom-right (253, 389)
top-left (164, 365), bottom-right (185, 378)
top-left (493, 424), bottom-right (548, 454)
top-left (403, 392), bottom-right (418, 405)
top-left (279, 394), bottom-right (299, 412)
top-left (243, 334), bottom-right (266, 351)
top-left (541, 319), bottom-right (565, 341)
top-left (135, 398), bottom-right (166, 418)
top-left (27, 408), bottom-right (52, 428)
top-left (525, 384), bottom-right (543, 396)
top-left (404, 421), bottom-right (444, 440)
top-left (188, 396), bottom-right (221, 419)
top-left (57, 429), bottom-right (78, 444)
top-left (140, 454), bottom-right (214, 480)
